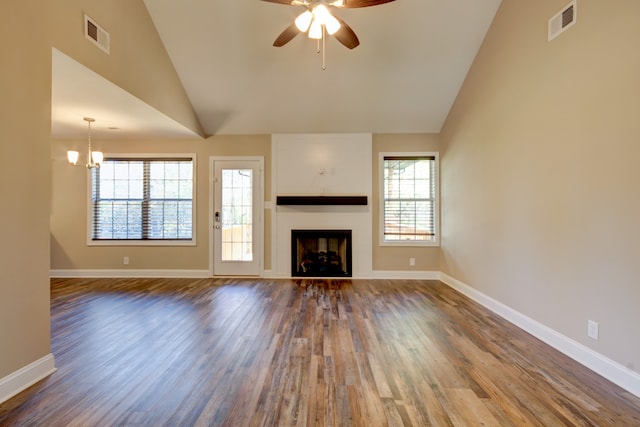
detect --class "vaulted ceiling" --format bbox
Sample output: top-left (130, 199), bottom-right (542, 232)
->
top-left (52, 0), bottom-right (502, 138)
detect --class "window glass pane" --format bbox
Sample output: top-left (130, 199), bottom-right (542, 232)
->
top-left (179, 162), bottom-right (193, 180)
top-left (114, 179), bottom-right (130, 198)
top-left (383, 155), bottom-right (437, 243)
top-left (165, 180), bottom-right (180, 198)
top-left (414, 179), bottom-right (430, 199)
top-left (126, 203), bottom-right (143, 239)
top-left (99, 179), bottom-right (114, 199)
top-left (399, 179), bottom-right (415, 199)
top-left (129, 162), bottom-right (144, 180)
top-left (129, 179), bottom-right (144, 199)
top-left (100, 162), bottom-right (114, 179)
top-left (221, 169), bottom-right (233, 186)
top-left (164, 162), bottom-right (180, 180)
top-left (220, 168), bottom-right (253, 261)
top-left (179, 181), bottom-right (192, 199)
top-left (414, 160), bottom-right (429, 179)
top-left (114, 162), bottom-right (130, 180)
top-left (150, 179), bottom-right (164, 199)
top-left (92, 158), bottom-right (193, 241)
top-left (150, 162), bottom-right (165, 179)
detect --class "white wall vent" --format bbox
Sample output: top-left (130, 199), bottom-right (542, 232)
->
top-left (84, 14), bottom-right (110, 54)
top-left (548, 1), bottom-right (577, 41)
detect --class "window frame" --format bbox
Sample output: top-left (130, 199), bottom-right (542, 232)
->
top-left (86, 153), bottom-right (197, 247)
top-left (378, 152), bottom-right (440, 247)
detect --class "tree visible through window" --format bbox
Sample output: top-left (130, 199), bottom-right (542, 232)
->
top-left (91, 157), bottom-right (194, 241)
top-left (382, 154), bottom-right (438, 244)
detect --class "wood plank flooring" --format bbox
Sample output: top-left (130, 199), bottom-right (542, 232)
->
top-left (1, 278), bottom-right (640, 426)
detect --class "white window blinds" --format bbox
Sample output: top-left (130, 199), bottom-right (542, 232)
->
top-left (91, 158), bottom-right (194, 241)
top-left (382, 155), bottom-right (438, 244)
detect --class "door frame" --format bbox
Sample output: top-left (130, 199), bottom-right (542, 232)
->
top-left (208, 156), bottom-right (264, 276)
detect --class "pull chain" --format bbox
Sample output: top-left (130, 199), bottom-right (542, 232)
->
top-left (322, 26), bottom-right (326, 70)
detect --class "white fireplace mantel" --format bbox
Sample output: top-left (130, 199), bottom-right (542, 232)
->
top-left (271, 133), bottom-right (373, 277)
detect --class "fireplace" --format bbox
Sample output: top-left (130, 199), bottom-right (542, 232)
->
top-left (291, 230), bottom-right (352, 277)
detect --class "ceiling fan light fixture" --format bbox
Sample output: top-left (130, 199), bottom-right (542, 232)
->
top-left (295, 10), bottom-right (313, 32)
top-left (312, 4), bottom-right (331, 24)
top-left (308, 19), bottom-right (323, 39)
top-left (324, 14), bottom-right (341, 35)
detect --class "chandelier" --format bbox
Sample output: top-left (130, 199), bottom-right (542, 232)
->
top-left (67, 117), bottom-right (103, 169)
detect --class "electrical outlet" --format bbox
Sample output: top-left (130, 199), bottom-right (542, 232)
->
top-left (588, 320), bottom-right (599, 340)
top-left (123, 256), bottom-right (129, 265)
top-left (409, 257), bottom-right (416, 267)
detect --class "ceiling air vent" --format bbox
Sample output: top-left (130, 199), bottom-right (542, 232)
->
top-left (84, 14), bottom-right (110, 54)
top-left (548, 1), bottom-right (577, 41)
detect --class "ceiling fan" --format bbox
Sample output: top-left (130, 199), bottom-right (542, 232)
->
top-left (261, 0), bottom-right (396, 68)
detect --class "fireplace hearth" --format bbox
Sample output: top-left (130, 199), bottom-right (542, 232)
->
top-left (291, 230), bottom-right (352, 277)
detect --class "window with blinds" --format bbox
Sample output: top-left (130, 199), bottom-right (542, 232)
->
top-left (90, 157), bottom-right (194, 242)
top-left (381, 153), bottom-right (439, 245)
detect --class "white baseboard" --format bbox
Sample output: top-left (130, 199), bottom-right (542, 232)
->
top-left (370, 270), bottom-right (441, 280)
top-left (50, 269), bottom-right (211, 278)
top-left (439, 272), bottom-right (640, 398)
top-left (261, 270), bottom-right (441, 280)
top-left (0, 354), bottom-right (56, 404)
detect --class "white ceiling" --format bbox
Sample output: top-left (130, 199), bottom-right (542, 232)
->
top-left (52, 48), bottom-right (202, 140)
top-left (52, 0), bottom-right (502, 139)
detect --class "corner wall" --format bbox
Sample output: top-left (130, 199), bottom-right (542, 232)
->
top-left (50, 135), bottom-right (271, 274)
top-left (2, 0), bottom-right (205, 402)
top-left (372, 134), bottom-right (441, 274)
top-left (440, 0), bottom-right (640, 375)
top-left (51, 133), bottom-right (441, 276)
top-left (50, 0), bottom-right (204, 137)
top-left (0, 0), bottom-right (55, 398)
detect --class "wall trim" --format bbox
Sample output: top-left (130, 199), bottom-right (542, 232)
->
top-left (0, 354), bottom-right (56, 404)
top-left (260, 270), bottom-right (440, 280)
top-left (50, 269), bottom-right (211, 278)
top-left (439, 272), bottom-right (640, 398)
top-left (52, 269), bottom-right (440, 280)
top-left (370, 270), bottom-right (441, 280)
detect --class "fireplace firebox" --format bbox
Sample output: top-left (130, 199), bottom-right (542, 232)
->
top-left (291, 230), bottom-right (352, 277)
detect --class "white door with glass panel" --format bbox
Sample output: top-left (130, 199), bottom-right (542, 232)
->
top-left (212, 159), bottom-right (262, 276)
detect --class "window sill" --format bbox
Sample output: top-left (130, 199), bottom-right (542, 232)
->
top-left (87, 239), bottom-right (196, 247)
top-left (380, 240), bottom-right (440, 248)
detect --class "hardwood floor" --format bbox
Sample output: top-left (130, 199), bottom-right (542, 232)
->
top-left (1, 278), bottom-right (640, 426)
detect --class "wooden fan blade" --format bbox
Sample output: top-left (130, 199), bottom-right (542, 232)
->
top-left (260, 0), bottom-right (295, 5)
top-left (273, 23), bottom-right (300, 47)
top-left (332, 16), bottom-right (360, 49)
top-left (340, 0), bottom-right (395, 8)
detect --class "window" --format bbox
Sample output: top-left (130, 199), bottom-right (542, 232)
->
top-left (380, 153), bottom-right (439, 246)
top-left (90, 156), bottom-right (195, 244)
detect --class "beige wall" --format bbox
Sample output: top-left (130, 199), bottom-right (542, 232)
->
top-left (51, 135), bottom-right (271, 271)
top-left (2, 0), bottom-right (215, 387)
top-left (52, 133), bottom-right (440, 274)
top-left (50, 0), bottom-right (204, 137)
top-left (440, 0), bottom-right (640, 373)
top-left (0, 1), bottom-right (52, 378)
top-left (372, 134), bottom-right (441, 271)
